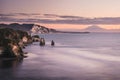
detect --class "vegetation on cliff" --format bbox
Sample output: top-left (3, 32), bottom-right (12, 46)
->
top-left (0, 28), bottom-right (32, 58)
top-left (0, 23), bottom-right (33, 31)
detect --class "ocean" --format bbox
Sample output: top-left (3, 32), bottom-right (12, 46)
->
top-left (0, 33), bottom-right (120, 80)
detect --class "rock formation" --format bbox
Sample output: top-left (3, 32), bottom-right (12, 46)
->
top-left (0, 23), bottom-right (59, 34)
top-left (0, 28), bottom-right (32, 58)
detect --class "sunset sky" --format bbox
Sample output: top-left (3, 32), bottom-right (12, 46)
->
top-left (1, 0), bottom-right (120, 30)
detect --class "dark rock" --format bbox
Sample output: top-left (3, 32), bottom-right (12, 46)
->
top-left (40, 38), bottom-right (45, 46)
top-left (51, 40), bottom-right (55, 46)
top-left (0, 28), bottom-right (32, 58)
top-left (0, 23), bottom-right (33, 31)
top-left (32, 35), bottom-right (40, 42)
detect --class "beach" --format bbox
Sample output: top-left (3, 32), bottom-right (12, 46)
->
top-left (0, 33), bottom-right (120, 80)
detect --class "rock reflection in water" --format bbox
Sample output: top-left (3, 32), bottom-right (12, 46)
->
top-left (0, 58), bottom-right (23, 79)
top-left (0, 58), bottom-right (23, 69)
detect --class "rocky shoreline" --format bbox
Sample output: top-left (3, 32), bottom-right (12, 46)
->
top-left (0, 28), bottom-right (32, 59)
top-left (0, 23), bottom-right (90, 59)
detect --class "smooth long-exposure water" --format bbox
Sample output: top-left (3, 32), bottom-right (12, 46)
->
top-left (0, 33), bottom-right (120, 80)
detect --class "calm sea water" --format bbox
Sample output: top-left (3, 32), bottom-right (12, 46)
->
top-left (40, 33), bottom-right (120, 54)
top-left (0, 33), bottom-right (120, 80)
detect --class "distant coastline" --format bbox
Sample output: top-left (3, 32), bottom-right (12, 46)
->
top-left (0, 23), bottom-right (90, 34)
top-left (54, 31), bottom-right (90, 34)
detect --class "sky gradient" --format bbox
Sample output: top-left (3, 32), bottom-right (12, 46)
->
top-left (1, 0), bottom-right (120, 30)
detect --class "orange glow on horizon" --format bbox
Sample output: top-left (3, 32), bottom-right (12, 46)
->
top-left (100, 25), bottom-right (120, 30)
top-left (38, 24), bottom-right (89, 30)
top-left (37, 23), bottom-right (120, 30)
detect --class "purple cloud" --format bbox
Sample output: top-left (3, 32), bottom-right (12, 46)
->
top-left (1, 13), bottom-right (120, 25)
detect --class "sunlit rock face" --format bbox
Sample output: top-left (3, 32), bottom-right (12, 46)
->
top-left (31, 24), bottom-right (58, 34)
top-left (16, 30), bottom-right (32, 44)
top-left (0, 28), bottom-right (32, 58)
top-left (22, 36), bottom-right (28, 43)
top-left (31, 24), bottom-right (49, 34)
top-left (0, 39), bottom-right (21, 58)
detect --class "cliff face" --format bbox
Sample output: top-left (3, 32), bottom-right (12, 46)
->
top-left (0, 28), bottom-right (32, 58)
top-left (0, 23), bottom-right (57, 34)
top-left (31, 24), bottom-right (49, 33)
top-left (31, 24), bottom-right (57, 33)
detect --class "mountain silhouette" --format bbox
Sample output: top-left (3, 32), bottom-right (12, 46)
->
top-left (84, 25), bottom-right (105, 32)
top-left (81, 25), bottom-right (120, 32)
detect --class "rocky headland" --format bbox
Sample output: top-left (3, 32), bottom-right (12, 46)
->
top-left (0, 23), bottom-right (89, 59)
top-left (0, 28), bottom-right (32, 59)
